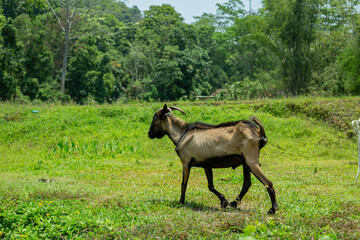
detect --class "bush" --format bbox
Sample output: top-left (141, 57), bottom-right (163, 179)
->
top-left (37, 82), bottom-right (62, 102)
top-left (21, 77), bottom-right (39, 100)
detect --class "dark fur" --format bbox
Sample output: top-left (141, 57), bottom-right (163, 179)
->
top-left (190, 154), bottom-right (245, 169)
top-left (187, 120), bottom-right (259, 131)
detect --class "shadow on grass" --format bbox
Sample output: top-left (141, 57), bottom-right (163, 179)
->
top-left (148, 199), bottom-right (247, 212)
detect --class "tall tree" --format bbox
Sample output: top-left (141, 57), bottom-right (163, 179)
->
top-left (263, 0), bottom-right (319, 94)
top-left (67, 38), bottom-right (100, 103)
top-left (285, 0), bottom-right (318, 93)
top-left (0, 19), bottom-right (23, 100)
top-left (46, 0), bottom-right (82, 94)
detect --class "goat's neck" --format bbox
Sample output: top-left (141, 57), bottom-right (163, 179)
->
top-left (166, 116), bottom-right (187, 146)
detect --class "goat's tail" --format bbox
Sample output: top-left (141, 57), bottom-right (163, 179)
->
top-left (252, 117), bottom-right (268, 149)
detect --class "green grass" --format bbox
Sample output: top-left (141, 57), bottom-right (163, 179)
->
top-left (0, 97), bottom-right (360, 239)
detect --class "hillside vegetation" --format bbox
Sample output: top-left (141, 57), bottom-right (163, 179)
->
top-left (0, 97), bottom-right (359, 239)
top-left (2, 0), bottom-right (360, 103)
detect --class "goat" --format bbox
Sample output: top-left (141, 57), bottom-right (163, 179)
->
top-left (148, 104), bottom-right (279, 214)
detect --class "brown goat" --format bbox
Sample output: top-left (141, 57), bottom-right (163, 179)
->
top-left (148, 104), bottom-right (279, 214)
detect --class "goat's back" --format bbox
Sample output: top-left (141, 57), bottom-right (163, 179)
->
top-left (176, 120), bottom-right (262, 163)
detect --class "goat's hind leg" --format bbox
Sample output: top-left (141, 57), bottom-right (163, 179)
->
top-left (204, 168), bottom-right (229, 208)
top-left (230, 164), bottom-right (252, 208)
top-left (247, 161), bottom-right (279, 214)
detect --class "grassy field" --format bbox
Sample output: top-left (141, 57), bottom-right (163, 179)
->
top-left (0, 97), bottom-right (360, 239)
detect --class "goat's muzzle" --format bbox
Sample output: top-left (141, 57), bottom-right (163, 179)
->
top-left (148, 130), bottom-right (166, 139)
top-left (148, 130), bottom-right (155, 139)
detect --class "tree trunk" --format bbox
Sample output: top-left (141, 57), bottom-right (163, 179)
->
top-left (61, 0), bottom-right (70, 94)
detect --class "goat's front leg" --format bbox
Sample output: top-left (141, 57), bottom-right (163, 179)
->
top-left (230, 164), bottom-right (252, 208)
top-left (204, 168), bottom-right (229, 208)
top-left (180, 164), bottom-right (191, 205)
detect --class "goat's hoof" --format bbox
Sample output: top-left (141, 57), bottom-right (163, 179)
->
top-left (230, 201), bottom-right (238, 208)
top-left (268, 207), bottom-right (276, 215)
top-left (221, 199), bottom-right (229, 208)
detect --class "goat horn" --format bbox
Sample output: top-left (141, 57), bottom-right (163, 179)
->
top-left (169, 106), bottom-right (186, 115)
top-left (167, 107), bottom-right (173, 116)
top-left (159, 104), bottom-right (173, 117)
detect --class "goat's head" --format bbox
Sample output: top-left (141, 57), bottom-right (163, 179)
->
top-left (148, 104), bottom-right (186, 139)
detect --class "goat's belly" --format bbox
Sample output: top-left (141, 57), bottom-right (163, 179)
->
top-left (190, 154), bottom-right (245, 169)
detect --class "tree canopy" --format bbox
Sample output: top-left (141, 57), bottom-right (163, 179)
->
top-left (1, 0), bottom-right (360, 103)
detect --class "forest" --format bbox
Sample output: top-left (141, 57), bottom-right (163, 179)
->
top-left (1, 0), bottom-right (360, 103)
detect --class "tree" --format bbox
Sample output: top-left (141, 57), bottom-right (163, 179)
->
top-left (89, 0), bottom-right (141, 23)
top-left (119, 4), bottom-right (186, 100)
top-left (228, 15), bottom-right (278, 79)
top-left (46, 0), bottom-right (82, 94)
top-left (13, 14), bottom-right (54, 85)
top-left (0, 19), bottom-right (23, 100)
top-left (153, 45), bottom-right (184, 100)
top-left (45, 0), bottom-right (140, 96)
top-left (285, 0), bottom-right (318, 93)
top-left (216, 0), bottom-right (245, 28)
top-left (1, 0), bottom-right (46, 19)
top-left (67, 38), bottom-right (100, 103)
top-left (2, 0), bottom-right (360, 102)
top-left (262, 0), bottom-right (319, 94)
top-left (140, 4), bottom-right (183, 51)
top-left (94, 54), bottom-right (111, 103)
top-left (310, 0), bottom-right (360, 95)
top-left (337, 18), bottom-right (360, 95)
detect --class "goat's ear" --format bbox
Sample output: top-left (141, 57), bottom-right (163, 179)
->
top-left (160, 104), bottom-right (168, 119)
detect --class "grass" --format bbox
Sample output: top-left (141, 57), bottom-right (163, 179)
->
top-left (0, 97), bottom-right (360, 239)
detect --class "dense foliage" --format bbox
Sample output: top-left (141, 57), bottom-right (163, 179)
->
top-left (1, 0), bottom-right (360, 103)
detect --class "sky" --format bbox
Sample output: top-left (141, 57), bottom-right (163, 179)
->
top-left (124, 0), bottom-right (263, 23)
